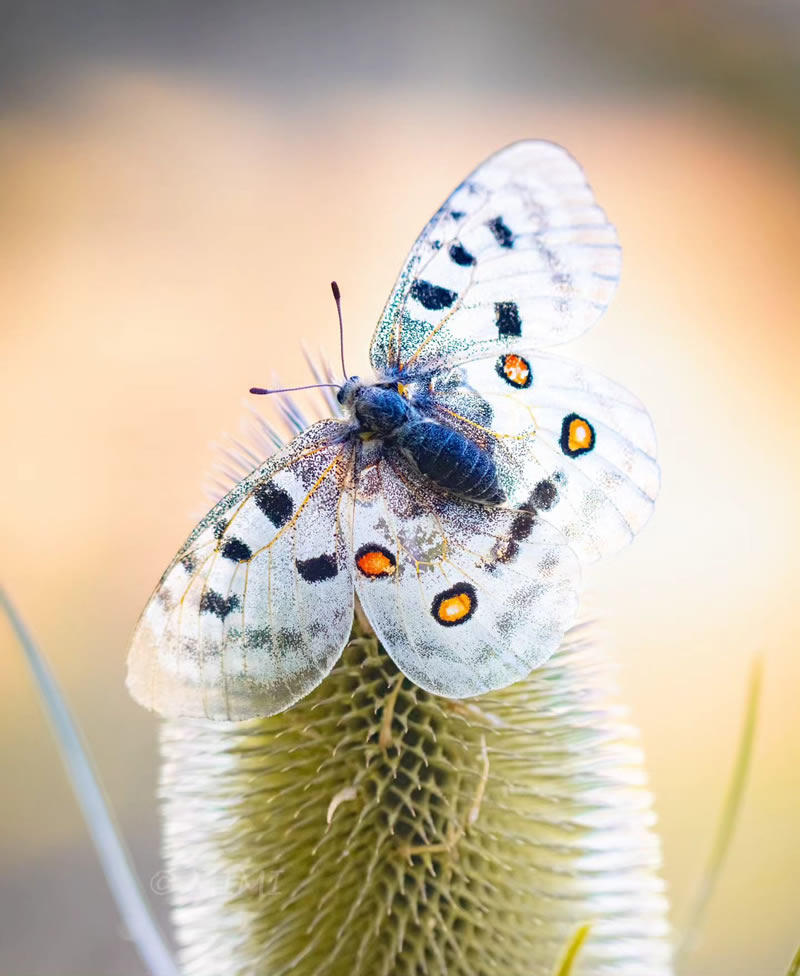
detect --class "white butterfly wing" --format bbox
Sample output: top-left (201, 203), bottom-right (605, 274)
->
top-left (345, 445), bottom-right (580, 698)
top-left (428, 353), bottom-right (659, 562)
top-left (370, 140), bottom-right (620, 376)
top-left (127, 420), bottom-right (356, 720)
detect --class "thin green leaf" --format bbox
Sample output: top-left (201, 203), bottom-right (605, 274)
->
top-left (786, 942), bottom-right (800, 976)
top-left (552, 923), bottom-right (591, 976)
top-left (675, 655), bottom-right (763, 967)
top-left (1, 586), bottom-right (179, 976)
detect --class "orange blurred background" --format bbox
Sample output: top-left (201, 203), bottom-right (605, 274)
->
top-left (1, 3), bottom-right (799, 974)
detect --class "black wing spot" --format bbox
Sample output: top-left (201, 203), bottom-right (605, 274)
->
top-left (410, 279), bottom-right (458, 311)
top-left (200, 589), bottom-right (241, 620)
top-left (450, 210), bottom-right (465, 220)
top-left (487, 216), bottom-right (514, 248)
top-left (448, 242), bottom-right (476, 267)
top-left (510, 510), bottom-right (537, 542)
top-left (494, 301), bottom-right (522, 337)
top-left (487, 537), bottom-right (519, 568)
top-left (488, 494), bottom-right (539, 567)
top-left (533, 479), bottom-right (559, 511)
top-left (180, 553), bottom-right (197, 573)
top-left (296, 553), bottom-right (338, 583)
top-left (220, 536), bottom-right (252, 562)
top-left (254, 482), bottom-right (293, 527)
top-left (506, 494), bottom-right (540, 544)
top-left (213, 518), bottom-right (228, 540)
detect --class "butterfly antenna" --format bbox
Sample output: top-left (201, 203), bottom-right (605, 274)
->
top-left (250, 281), bottom-right (348, 397)
top-left (250, 382), bottom-right (340, 396)
top-left (331, 280), bottom-right (348, 380)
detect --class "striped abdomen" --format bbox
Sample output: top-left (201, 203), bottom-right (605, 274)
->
top-left (394, 420), bottom-right (505, 505)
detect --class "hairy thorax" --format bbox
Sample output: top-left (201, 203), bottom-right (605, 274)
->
top-left (338, 377), bottom-right (504, 505)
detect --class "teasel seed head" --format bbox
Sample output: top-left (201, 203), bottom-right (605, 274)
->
top-left (160, 617), bottom-right (672, 975)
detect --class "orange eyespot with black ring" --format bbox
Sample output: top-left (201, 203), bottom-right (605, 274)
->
top-left (559, 413), bottom-right (595, 457)
top-left (495, 353), bottom-right (532, 389)
top-left (355, 544), bottom-right (397, 579)
top-left (431, 583), bottom-right (477, 627)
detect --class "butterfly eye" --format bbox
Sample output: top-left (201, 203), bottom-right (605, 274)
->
top-left (337, 379), bottom-right (355, 405)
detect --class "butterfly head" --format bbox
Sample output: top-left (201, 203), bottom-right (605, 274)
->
top-left (336, 376), bottom-right (364, 408)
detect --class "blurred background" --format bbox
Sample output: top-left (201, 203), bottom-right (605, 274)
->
top-left (1, 1), bottom-right (799, 973)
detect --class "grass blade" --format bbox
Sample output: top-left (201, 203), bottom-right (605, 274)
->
top-left (674, 655), bottom-right (763, 967)
top-left (1, 586), bottom-right (179, 976)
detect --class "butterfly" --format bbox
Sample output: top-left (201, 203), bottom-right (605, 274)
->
top-left (127, 140), bottom-right (659, 721)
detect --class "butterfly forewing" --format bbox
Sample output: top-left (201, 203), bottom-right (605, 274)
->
top-left (127, 420), bottom-right (356, 720)
top-left (370, 140), bottom-right (620, 376)
top-left (346, 445), bottom-right (580, 698)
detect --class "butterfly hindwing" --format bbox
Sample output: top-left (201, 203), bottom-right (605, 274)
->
top-left (346, 444), bottom-right (580, 699)
top-left (127, 420), bottom-right (356, 720)
top-left (370, 140), bottom-right (620, 376)
top-left (428, 353), bottom-right (659, 562)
